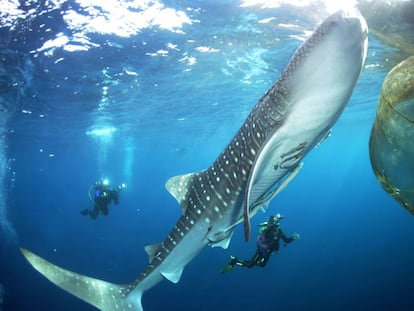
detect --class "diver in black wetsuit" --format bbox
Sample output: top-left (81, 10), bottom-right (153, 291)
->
top-left (221, 214), bottom-right (300, 273)
top-left (81, 179), bottom-right (125, 219)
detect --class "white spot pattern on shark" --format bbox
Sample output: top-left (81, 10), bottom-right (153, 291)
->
top-left (21, 9), bottom-right (368, 311)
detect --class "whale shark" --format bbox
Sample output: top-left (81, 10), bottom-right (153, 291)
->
top-left (21, 9), bottom-right (368, 311)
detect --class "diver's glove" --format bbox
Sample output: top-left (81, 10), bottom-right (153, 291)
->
top-left (292, 232), bottom-right (300, 240)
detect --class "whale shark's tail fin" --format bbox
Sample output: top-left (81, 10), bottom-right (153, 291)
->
top-left (20, 248), bottom-right (142, 311)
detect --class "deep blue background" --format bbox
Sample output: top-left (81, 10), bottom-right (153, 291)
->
top-left (1, 1), bottom-right (414, 310)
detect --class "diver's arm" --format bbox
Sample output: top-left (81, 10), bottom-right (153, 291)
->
top-left (279, 229), bottom-right (295, 244)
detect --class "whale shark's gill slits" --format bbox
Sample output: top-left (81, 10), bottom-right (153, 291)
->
top-left (254, 87), bottom-right (289, 131)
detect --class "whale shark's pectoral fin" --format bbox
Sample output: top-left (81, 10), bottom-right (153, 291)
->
top-left (208, 230), bottom-right (235, 249)
top-left (243, 140), bottom-right (306, 241)
top-left (20, 248), bottom-right (142, 311)
top-left (250, 162), bottom-right (304, 215)
top-left (165, 172), bottom-right (198, 214)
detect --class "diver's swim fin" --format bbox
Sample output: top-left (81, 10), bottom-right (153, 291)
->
top-left (220, 256), bottom-right (237, 274)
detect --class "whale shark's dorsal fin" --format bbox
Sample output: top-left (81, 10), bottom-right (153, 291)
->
top-left (144, 244), bottom-right (161, 263)
top-left (165, 172), bottom-right (196, 214)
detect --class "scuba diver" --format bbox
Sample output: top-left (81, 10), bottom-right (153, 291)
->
top-left (80, 179), bottom-right (125, 219)
top-left (221, 214), bottom-right (300, 273)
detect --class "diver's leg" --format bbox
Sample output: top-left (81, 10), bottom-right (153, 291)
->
top-left (235, 259), bottom-right (254, 268)
top-left (80, 209), bottom-right (89, 216)
top-left (229, 250), bottom-right (261, 269)
top-left (91, 207), bottom-right (99, 219)
top-left (240, 251), bottom-right (262, 268)
top-left (101, 205), bottom-right (109, 216)
top-left (256, 252), bottom-right (270, 267)
top-left (220, 255), bottom-right (256, 273)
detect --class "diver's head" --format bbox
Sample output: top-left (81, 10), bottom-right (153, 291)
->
top-left (96, 178), bottom-right (109, 186)
top-left (269, 214), bottom-right (283, 226)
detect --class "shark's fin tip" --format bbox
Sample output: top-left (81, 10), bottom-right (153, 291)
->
top-left (161, 267), bottom-right (184, 284)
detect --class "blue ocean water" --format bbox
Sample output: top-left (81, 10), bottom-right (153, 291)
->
top-left (1, 1), bottom-right (414, 310)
